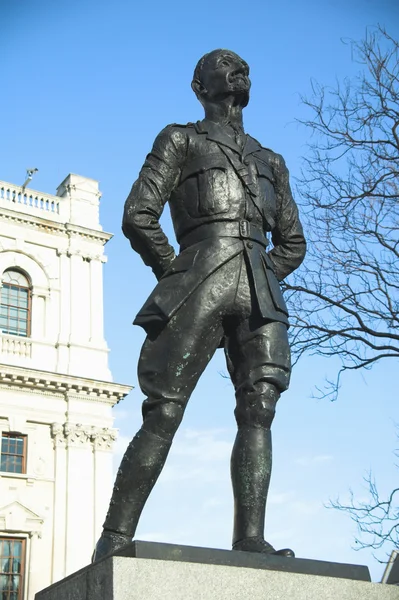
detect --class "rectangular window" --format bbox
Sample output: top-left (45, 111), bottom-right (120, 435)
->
top-left (0, 538), bottom-right (25, 600)
top-left (0, 434), bottom-right (27, 474)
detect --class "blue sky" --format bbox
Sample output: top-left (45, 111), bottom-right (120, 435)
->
top-left (1, 0), bottom-right (398, 582)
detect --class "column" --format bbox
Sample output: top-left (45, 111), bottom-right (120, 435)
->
top-left (50, 423), bottom-right (67, 583)
top-left (26, 532), bottom-right (42, 600)
top-left (91, 427), bottom-right (117, 543)
top-left (64, 422), bottom-right (94, 575)
top-left (56, 251), bottom-right (71, 373)
top-left (89, 257), bottom-right (105, 346)
top-left (69, 252), bottom-right (90, 344)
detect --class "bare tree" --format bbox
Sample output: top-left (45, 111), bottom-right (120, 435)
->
top-left (329, 441), bottom-right (398, 562)
top-left (284, 26), bottom-right (399, 400)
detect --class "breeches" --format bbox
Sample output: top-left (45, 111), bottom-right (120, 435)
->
top-left (138, 252), bottom-right (291, 436)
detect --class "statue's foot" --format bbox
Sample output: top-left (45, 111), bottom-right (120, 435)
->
top-left (233, 536), bottom-right (295, 558)
top-left (91, 530), bottom-right (132, 563)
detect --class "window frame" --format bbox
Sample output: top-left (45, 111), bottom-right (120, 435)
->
top-left (0, 536), bottom-right (26, 600)
top-left (0, 269), bottom-right (32, 338)
top-left (0, 433), bottom-right (27, 475)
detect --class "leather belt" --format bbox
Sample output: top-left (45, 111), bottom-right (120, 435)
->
top-left (179, 220), bottom-right (268, 250)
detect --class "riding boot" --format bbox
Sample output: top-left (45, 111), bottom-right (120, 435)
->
top-left (231, 425), bottom-right (272, 544)
top-left (231, 426), bottom-right (294, 557)
top-left (92, 427), bottom-right (172, 562)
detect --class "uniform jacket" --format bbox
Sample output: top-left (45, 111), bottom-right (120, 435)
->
top-left (122, 119), bottom-right (306, 332)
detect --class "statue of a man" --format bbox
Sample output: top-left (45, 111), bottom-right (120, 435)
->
top-left (93, 49), bottom-right (306, 561)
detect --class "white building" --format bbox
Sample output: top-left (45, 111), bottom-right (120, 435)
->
top-left (0, 174), bottom-right (131, 600)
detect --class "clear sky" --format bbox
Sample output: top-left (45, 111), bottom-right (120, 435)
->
top-left (1, 0), bottom-right (398, 582)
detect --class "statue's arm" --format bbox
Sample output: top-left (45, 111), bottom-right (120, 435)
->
top-left (267, 154), bottom-right (306, 281)
top-left (122, 125), bottom-right (186, 280)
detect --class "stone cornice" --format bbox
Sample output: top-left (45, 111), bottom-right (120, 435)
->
top-left (0, 206), bottom-right (112, 244)
top-left (0, 364), bottom-right (132, 406)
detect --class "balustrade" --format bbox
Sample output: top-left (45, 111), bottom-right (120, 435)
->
top-left (0, 181), bottom-right (60, 215)
top-left (1, 335), bottom-right (32, 358)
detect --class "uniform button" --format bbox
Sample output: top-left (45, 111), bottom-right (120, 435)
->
top-left (247, 241), bottom-right (254, 249)
top-left (244, 159), bottom-right (250, 165)
top-left (247, 214), bottom-right (253, 221)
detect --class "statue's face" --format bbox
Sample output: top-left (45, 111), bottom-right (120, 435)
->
top-left (198, 50), bottom-right (251, 106)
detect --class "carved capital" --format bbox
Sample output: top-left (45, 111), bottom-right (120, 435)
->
top-left (66, 250), bottom-right (81, 258)
top-left (64, 422), bottom-right (92, 447)
top-left (51, 422), bottom-right (118, 450)
top-left (90, 253), bottom-right (105, 263)
top-left (51, 422), bottom-right (66, 447)
top-left (91, 426), bottom-right (118, 450)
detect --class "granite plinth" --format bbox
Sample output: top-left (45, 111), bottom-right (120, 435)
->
top-left (112, 540), bottom-right (370, 580)
top-left (36, 541), bottom-right (399, 600)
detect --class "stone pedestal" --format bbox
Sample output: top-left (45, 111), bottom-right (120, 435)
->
top-left (36, 541), bottom-right (399, 600)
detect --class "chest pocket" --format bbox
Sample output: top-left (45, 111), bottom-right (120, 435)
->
top-left (180, 153), bottom-right (231, 217)
top-left (255, 159), bottom-right (276, 230)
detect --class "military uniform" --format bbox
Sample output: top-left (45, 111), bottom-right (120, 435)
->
top-left (122, 118), bottom-right (305, 410)
top-left (100, 119), bottom-right (306, 548)
top-left (125, 119), bottom-right (305, 328)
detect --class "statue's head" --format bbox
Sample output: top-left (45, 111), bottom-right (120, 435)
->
top-left (192, 49), bottom-right (251, 108)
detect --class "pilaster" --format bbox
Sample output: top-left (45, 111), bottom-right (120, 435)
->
top-left (92, 427), bottom-right (117, 539)
top-left (56, 249), bottom-right (71, 374)
top-left (89, 257), bottom-right (105, 346)
top-left (50, 423), bottom-right (67, 583)
top-left (68, 252), bottom-right (90, 345)
top-left (49, 421), bottom-right (118, 576)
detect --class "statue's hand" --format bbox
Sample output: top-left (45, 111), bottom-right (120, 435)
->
top-left (153, 254), bottom-right (177, 281)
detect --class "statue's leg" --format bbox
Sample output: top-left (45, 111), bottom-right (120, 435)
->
top-left (93, 262), bottom-right (236, 561)
top-left (225, 320), bottom-right (293, 556)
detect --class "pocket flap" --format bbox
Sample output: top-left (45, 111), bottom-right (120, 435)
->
top-left (163, 248), bottom-right (198, 276)
top-left (181, 153), bottom-right (229, 182)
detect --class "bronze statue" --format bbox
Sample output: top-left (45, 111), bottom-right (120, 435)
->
top-left (93, 49), bottom-right (306, 561)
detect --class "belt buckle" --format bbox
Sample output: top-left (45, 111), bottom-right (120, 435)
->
top-left (239, 220), bottom-right (249, 238)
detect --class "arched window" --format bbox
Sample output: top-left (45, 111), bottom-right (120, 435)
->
top-left (0, 269), bottom-right (31, 337)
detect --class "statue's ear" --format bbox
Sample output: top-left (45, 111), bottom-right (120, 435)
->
top-left (191, 78), bottom-right (206, 98)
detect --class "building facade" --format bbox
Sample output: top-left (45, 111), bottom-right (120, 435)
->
top-left (0, 174), bottom-right (131, 600)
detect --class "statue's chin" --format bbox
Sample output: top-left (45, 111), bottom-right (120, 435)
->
top-left (228, 80), bottom-right (250, 107)
top-left (232, 90), bottom-right (250, 107)
top-left (202, 86), bottom-right (250, 107)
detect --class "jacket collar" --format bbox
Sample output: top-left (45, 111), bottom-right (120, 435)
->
top-left (197, 119), bottom-right (240, 153)
top-left (241, 135), bottom-right (263, 158)
top-left (196, 119), bottom-right (262, 158)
